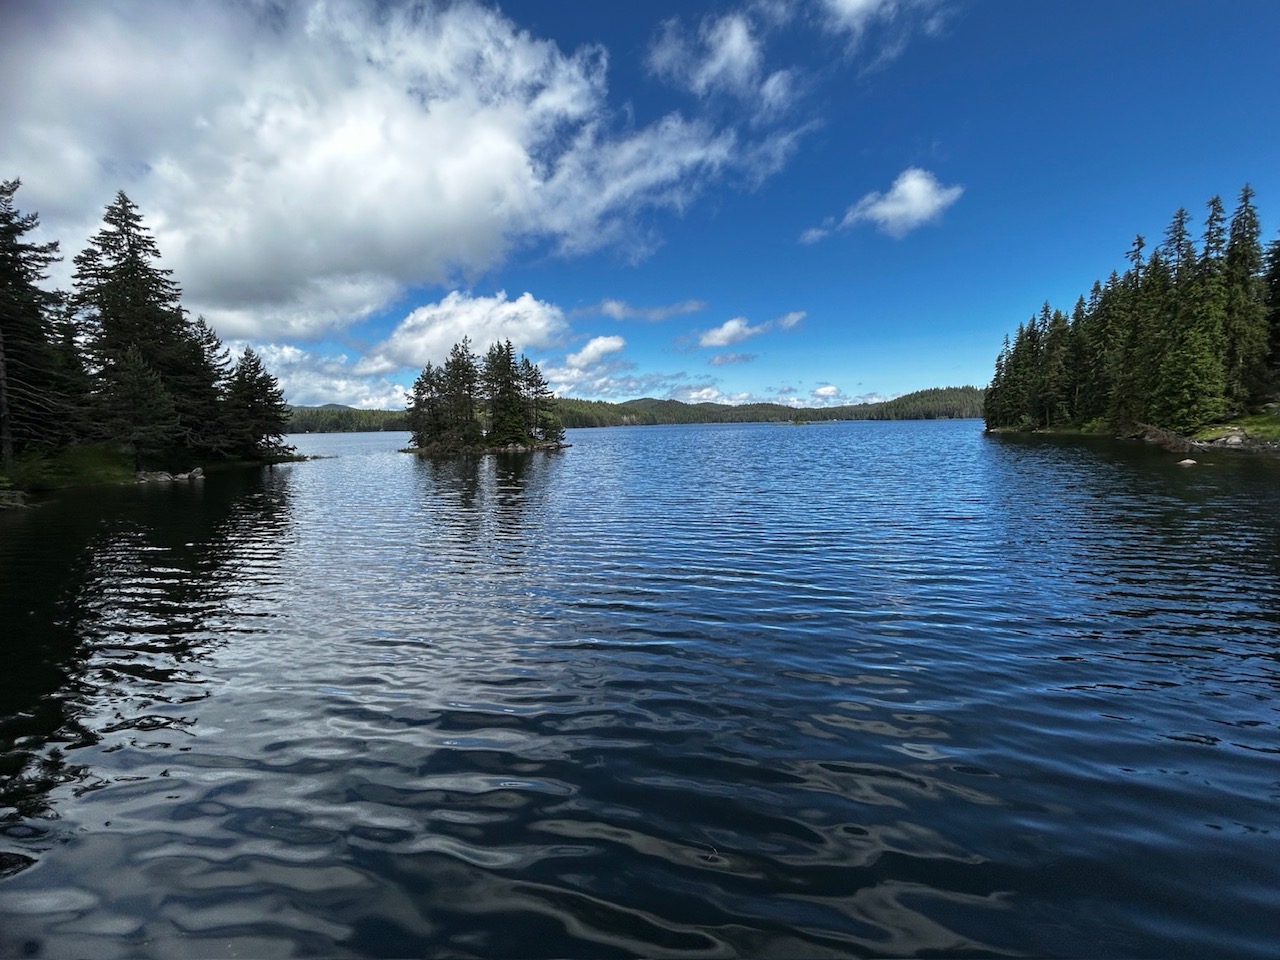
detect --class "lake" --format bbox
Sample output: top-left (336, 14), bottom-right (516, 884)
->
top-left (1, 420), bottom-right (1278, 958)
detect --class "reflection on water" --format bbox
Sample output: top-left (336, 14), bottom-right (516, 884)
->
top-left (1, 423), bottom-right (1278, 959)
top-left (0, 470), bottom-right (292, 828)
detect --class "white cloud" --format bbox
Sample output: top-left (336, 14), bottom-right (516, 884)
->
top-left (356, 290), bottom-right (567, 376)
top-left (821, 0), bottom-right (900, 36)
top-left (813, 384), bottom-right (841, 398)
top-left (818, 0), bottom-right (945, 70)
top-left (567, 335), bottom-right (627, 368)
top-left (699, 316), bottom-right (768, 347)
top-left (709, 352), bottom-right (757, 365)
top-left (230, 342), bottom-right (408, 409)
top-left (584, 298), bottom-right (708, 322)
top-left (846, 167), bottom-right (963, 237)
top-left (803, 167), bottom-right (962, 241)
top-left (647, 11), bottom-right (796, 118)
top-left (0, 0), bottom-right (797, 340)
top-left (697, 309), bottom-right (803, 348)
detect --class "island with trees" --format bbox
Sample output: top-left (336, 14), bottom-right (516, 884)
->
top-left (984, 185), bottom-right (1280, 443)
top-left (404, 338), bottom-right (567, 455)
top-left (0, 180), bottom-right (292, 493)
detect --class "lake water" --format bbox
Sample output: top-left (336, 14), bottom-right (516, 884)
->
top-left (1, 420), bottom-right (1278, 958)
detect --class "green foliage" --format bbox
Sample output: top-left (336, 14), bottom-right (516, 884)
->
top-left (226, 348), bottom-right (292, 459)
top-left (286, 405), bottom-right (409, 433)
top-left (0, 179), bottom-right (70, 471)
top-left (0, 182), bottom-right (293, 487)
top-left (986, 184), bottom-right (1277, 436)
top-left (1, 442), bottom-right (135, 491)
top-left (406, 340), bottom-right (565, 453)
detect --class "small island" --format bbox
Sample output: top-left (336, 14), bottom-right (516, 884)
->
top-left (404, 338), bottom-right (567, 456)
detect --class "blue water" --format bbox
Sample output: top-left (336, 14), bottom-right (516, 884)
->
top-left (1, 420), bottom-right (1278, 957)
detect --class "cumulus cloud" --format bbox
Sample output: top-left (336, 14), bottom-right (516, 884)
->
top-left (708, 352), bottom-right (757, 365)
top-left (802, 167), bottom-right (962, 241)
top-left (0, 0), bottom-right (798, 340)
top-left (699, 316), bottom-right (769, 347)
top-left (355, 290), bottom-right (566, 376)
top-left (581, 298), bottom-right (708, 322)
top-left (233, 342), bottom-right (409, 409)
top-left (566, 335), bottom-right (627, 368)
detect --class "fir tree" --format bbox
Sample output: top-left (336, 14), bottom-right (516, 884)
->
top-left (226, 348), bottom-right (291, 458)
top-left (1223, 185), bottom-right (1268, 408)
top-left (0, 180), bottom-right (66, 470)
top-left (105, 345), bottom-right (181, 470)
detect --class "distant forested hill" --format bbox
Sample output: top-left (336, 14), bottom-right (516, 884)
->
top-left (557, 386), bottom-right (983, 428)
top-left (289, 386), bottom-right (982, 433)
top-left (287, 405), bottom-right (409, 433)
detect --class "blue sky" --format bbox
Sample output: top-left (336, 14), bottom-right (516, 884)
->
top-left (3, 0), bottom-right (1278, 408)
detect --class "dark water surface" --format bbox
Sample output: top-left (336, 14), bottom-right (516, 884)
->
top-left (2, 421), bottom-right (1278, 958)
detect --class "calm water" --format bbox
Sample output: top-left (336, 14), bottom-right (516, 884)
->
top-left (1, 420), bottom-right (1278, 958)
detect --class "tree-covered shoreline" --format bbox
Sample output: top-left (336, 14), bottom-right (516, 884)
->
top-left (288, 385), bottom-right (983, 434)
top-left (0, 180), bottom-right (292, 491)
top-left (985, 185), bottom-right (1279, 437)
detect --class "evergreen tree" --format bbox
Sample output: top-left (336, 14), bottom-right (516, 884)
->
top-left (482, 339), bottom-right (525, 445)
top-left (1041, 307), bottom-right (1073, 428)
top-left (72, 191), bottom-right (186, 372)
top-left (1223, 185), bottom-right (1269, 408)
top-left (104, 345), bottom-right (181, 470)
top-left (226, 348), bottom-right (291, 458)
top-left (72, 191), bottom-right (231, 452)
top-left (1263, 237), bottom-right (1280, 395)
top-left (442, 338), bottom-right (482, 447)
top-left (0, 180), bottom-right (66, 470)
top-left (406, 362), bottom-right (446, 448)
top-left (407, 340), bottom-right (563, 450)
top-left (171, 315), bottom-right (234, 456)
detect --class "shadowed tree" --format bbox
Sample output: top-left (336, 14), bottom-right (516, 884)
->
top-left (226, 348), bottom-right (291, 459)
top-left (0, 180), bottom-right (65, 471)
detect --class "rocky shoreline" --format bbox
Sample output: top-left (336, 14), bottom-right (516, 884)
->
top-left (1136, 423), bottom-right (1280, 458)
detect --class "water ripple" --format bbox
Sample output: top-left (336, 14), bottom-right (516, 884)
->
top-left (2, 424), bottom-right (1279, 958)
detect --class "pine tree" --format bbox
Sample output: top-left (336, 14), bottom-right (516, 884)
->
top-left (1223, 185), bottom-right (1268, 409)
top-left (73, 191), bottom-right (186, 373)
top-left (0, 180), bottom-right (66, 471)
top-left (72, 191), bottom-right (232, 453)
top-left (442, 338), bottom-right (481, 447)
top-left (406, 362), bottom-right (446, 448)
top-left (1041, 307), bottom-right (1073, 428)
top-left (1263, 237), bottom-right (1280, 395)
top-left (482, 339), bottom-right (525, 445)
top-left (105, 345), bottom-right (181, 470)
top-left (226, 348), bottom-right (291, 459)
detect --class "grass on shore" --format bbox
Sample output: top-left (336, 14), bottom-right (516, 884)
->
top-left (1, 442), bottom-right (308, 492)
top-left (1192, 409), bottom-right (1280, 442)
top-left (1, 443), bottom-right (136, 491)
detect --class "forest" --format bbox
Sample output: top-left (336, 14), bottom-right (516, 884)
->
top-left (291, 386), bottom-right (983, 433)
top-left (984, 186), bottom-right (1280, 435)
top-left (556, 386), bottom-right (984, 428)
top-left (405, 338), bottom-right (566, 453)
top-left (287, 405), bottom-right (409, 434)
top-left (0, 180), bottom-right (291, 489)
